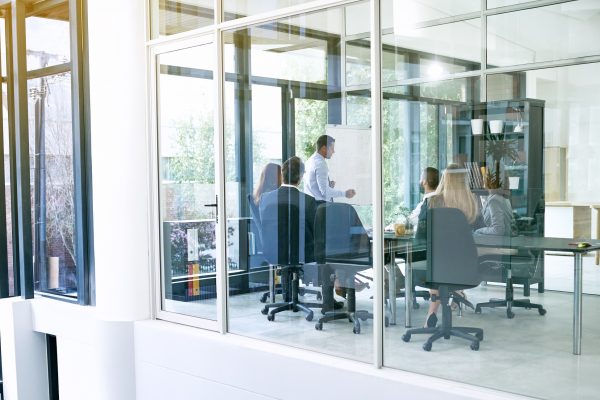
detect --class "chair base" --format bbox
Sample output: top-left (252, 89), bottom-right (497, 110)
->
top-left (261, 268), bottom-right (322, 322)
top-left (314, 288), bottom-right (385, 334)
top-left (475, 298), bottom-right (546, 319)
top-left (475, 276), bottom-right (546, 318)
top-left (402, 287), bottom-right (482, 351)
top-left (260, 286), bottom-right (322, 303)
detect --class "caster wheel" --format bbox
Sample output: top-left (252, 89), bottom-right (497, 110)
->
top-left (423, 342), bottom-right (432, 351)
top-left (507, 310), bottom-right (515, 319)
top-left (317, 292), bottom-right (323, 300)
top-left (261, 307), bottom-right (268, 315)
top-left (315, 322), bottom-right (323, 331)
top-left (385, 316), bottom-right (390, 327)
top-left (260, 294), bottom-right (268, 303)
top-left (353, 325), bottom-right (361, 334)
top-left (413, 301), bottom-right (420, 309)
top-left (470, 341), bottom-right (480, 351)
top-left (475, 306), bottom-right (482, 314)
top-left (539, 308), bottom-right (547, 316)
top-left (476, 332), bottom-right (484, 341)
top-left (306, 312), bottom-right (313, 322)
top-left (348, 317), bottom-right (353, 323)
top-left (267, 314), bottom-right (275, 321)
top-left (292, 306), bottom-right (299, 313)
top-left (401, 333), bottom-right (410, 342)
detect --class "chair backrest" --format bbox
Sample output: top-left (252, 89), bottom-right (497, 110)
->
top-left (260, 201), bottom-right (304, 266)
top-left (247, 194), bottom-right (263, 250)
top-left (426, 207), bottom-right (480, 287)
top-left (314, 203), bottom-right (370, 264)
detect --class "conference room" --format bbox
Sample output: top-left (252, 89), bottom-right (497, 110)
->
top-left (153, 1), bottom-right (600, 399)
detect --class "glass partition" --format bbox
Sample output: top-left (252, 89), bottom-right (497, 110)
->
top-left (26, 2), bottom-right (70, 71)
top-left (157, 42), bottom-right (219, 320)
top-left (224, 0), bottom-right (315, 21)
top-left (487, 1), bottom-right (600, 67)
top-left (224, 2), bottom-right (374, 362)
top-left (151, 0), bottom-right (214, 38)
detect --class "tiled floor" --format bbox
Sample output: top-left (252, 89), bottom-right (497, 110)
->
top-left (171, 253), bottom-right (600, 400)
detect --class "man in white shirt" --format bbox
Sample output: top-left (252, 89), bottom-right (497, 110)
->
top-left (408, 167), bottom-right (439, 226)
top-left (303, 135), bottom-right (356, 202)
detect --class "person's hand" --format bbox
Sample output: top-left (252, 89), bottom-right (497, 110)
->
top-left (329, 180), bottom-right (336, 188)
top-left (345, 189), bottom-right (356, 198)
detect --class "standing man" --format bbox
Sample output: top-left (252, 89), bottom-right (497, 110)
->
top-left (303, 135), bottom-right (356, 202)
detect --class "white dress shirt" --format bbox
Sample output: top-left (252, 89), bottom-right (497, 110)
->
top-left (303, 152), bottom-right (344, 202)
top-left (408, 191), bottom-right (436, 226)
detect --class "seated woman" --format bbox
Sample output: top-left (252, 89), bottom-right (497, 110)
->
top-left (416, 164), bottom-right (483, 328)
top-left (475, 172), bottom-right (513, 237)
top-left (253, 163), bottom-right (282, 206)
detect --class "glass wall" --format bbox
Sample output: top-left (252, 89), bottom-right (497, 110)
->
top-left (151, 1), bottom-right (600, 399)
top-left (223, 2), bottom-right (375, 361)
top-left (156, 41), bottom-right (218, 320)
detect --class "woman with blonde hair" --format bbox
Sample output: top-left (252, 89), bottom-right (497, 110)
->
top-left (416, 163), bottom-right (483, 328)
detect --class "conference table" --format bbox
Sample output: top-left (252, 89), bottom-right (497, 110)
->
top-left (385, 232), bottom-right (600, 355)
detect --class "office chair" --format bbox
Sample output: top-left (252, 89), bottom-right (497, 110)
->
top-left (401, 208), bottom-right (483, 351)
top-left (313, 203), bottom-right (379, 334)
top-left (248, 194), bottom-right (321, 304)
top-left (475, 249), bottom-right (546, 318)
top-left (259, 201), bottom-right (322, 321)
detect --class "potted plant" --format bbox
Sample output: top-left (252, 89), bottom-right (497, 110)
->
top-left (484, 133), bottom-right (520, 183)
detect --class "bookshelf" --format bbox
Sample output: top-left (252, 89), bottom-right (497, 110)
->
top-left (456, 98), bottom-right (545, 236)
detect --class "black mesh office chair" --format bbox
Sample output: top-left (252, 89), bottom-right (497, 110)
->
top-left (313, 203), bottom-right (377, 334)
top-left (259, 201), bottom-right (322, 321)
top-left (475, 249), bottom-right (546, 318)
top-left (402, 208), bottom-right (483, 351)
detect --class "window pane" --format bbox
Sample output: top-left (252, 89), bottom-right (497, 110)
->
top-left (225, 2), bottom-right (374, 362)
top-left (382, 0), bottom-right (480, 30)
top-left (224, 0), bottom-right (315, 21)
top-left (157, 42), bottom-right (218, 320)
top-left (28, 73), bottom-right (77, 297)
top-left (26, 3), bottom-right (70, 71)
top-left (2, 82), bottom-right (14, 297)
top-left (381, 19), bottom-right (481, 82)
top-left (152, 0), bottom-right (214, 38)
top-left (487, 2), bottom-right (600, 67)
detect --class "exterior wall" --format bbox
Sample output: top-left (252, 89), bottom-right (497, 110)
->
top-left (134, 320), bottom-right (525, 400)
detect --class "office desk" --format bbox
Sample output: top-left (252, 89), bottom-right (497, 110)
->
top-left (475, 235), bottom-right (600, 355)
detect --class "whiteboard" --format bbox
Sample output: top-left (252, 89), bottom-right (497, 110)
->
top-left (325, 125), bottom-right (372, 205)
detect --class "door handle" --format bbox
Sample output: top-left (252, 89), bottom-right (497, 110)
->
top-left (204, 195), bottom-right (218, 222)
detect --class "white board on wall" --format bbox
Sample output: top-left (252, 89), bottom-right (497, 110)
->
top-left (325, 125), bottom-right (372, 205)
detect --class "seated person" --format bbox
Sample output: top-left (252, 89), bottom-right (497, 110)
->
top-left (259, 156), bottom-right (342, 311)
top-left (474, 173), bottom-right (513, 237)
top-left (416, 164), bottom-right (483, 328)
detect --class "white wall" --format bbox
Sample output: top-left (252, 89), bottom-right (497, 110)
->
top-left (134, 320), bottom-right (526, 400)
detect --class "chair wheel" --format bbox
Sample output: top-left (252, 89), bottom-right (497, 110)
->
top-left (507, 310), bottom-right (515, 319)
top-left (412, 301), bottom-right (420, 309)
top-left (317, 292), bottom-right (323, 300)
top-left (423, 342), bottom-right (432, 351)
top-left (353, 325), bottom-right (360, 334)
top-left (470, 341), bottom-right (480, 351)
top-left (401, 333), bottom-right (410, 342)
top-left (385, 316), bottom-right (390, 327)
top-left (315, 322), bottom-right (323, 330)
top-left (267, 314), bottom-right (275, 321)
top-left (261, 307), bottom-right (268, 315)
top-left (292, 306), bottom-right (299, 312)
top-left (260, 294), bottom-right (268, 303)
top-left (475, 306), bottom-right (482, 314)
top-left (476, 332), bottom-right (484, 341)
top-left (306, 312), bottom-right (313, 322)
top-left (539, 308), bottom-right (547, 316)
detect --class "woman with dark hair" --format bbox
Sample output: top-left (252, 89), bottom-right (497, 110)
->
top-left (253, 163), bottom-right (282, 205)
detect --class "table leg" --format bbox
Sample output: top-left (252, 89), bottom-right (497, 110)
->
top-left (388, 241), bottom-right (396, 326)
top-left (573, 252), bottom-right (583, 355)
top-left (269, 266), bottom-right (276, 303)
top-left (405, 241), bottom-right (413, 328)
